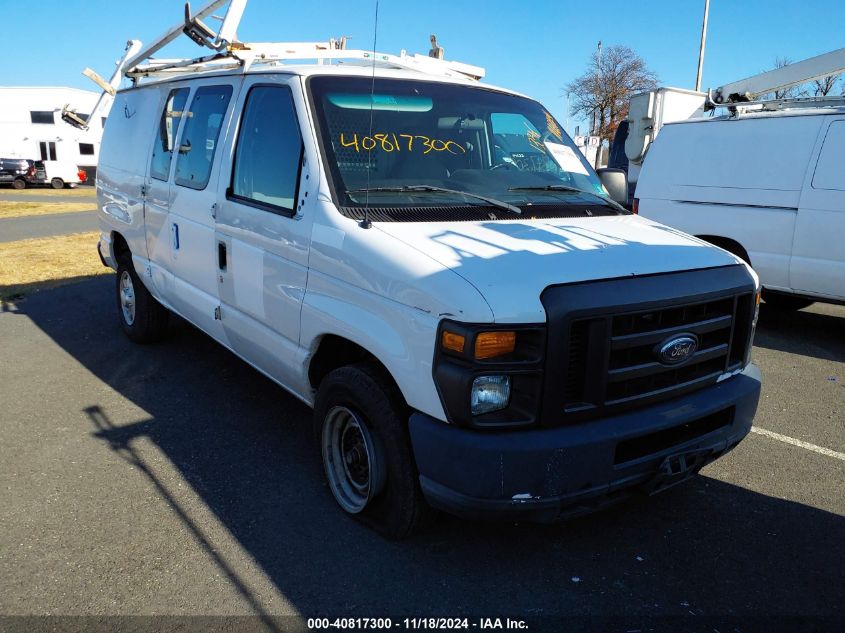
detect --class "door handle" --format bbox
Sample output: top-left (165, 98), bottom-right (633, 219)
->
top-left (171, 223), bottom-right (179, 250)
top-left (218, 242), bottom-right (227, 270)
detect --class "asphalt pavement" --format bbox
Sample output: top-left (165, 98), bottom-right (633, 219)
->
top-left (0, 277), bottom-right (842, 631)
top-left (0, 190), bottom-right (95, 204)
top-left (0, 210), bottom-right (97, 242)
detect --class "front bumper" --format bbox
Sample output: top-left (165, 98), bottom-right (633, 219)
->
top-left (409, 364), bottom-right (761, 522)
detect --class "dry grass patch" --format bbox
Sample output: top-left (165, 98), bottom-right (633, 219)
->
top-left (0, 201), bottom-right (95, 219)
top-left (0, 231), bottom-right (110, 303)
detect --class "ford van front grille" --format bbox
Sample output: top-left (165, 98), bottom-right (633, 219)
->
top-left (603, 296), bottom-right (741, 405)
top-left (540, 266), bottom-right (756, 425)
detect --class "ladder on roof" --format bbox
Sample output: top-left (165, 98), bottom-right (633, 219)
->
top-left (707, 46), bottom-right (845, 110)
top-left (66, 0), bottom-right (485, 129)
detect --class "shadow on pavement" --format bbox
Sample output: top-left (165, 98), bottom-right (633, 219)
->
top-left (755, 303), bottom-right (845, 362)
top-left (12, 276), bottom-right (845, 622)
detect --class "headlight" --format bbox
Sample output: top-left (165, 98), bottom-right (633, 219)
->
top-left (471, 375), bottom-right (511, 415)
top-left (433, 321), bottom-right (545, 428)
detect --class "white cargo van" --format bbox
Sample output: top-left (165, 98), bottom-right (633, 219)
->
top-left (635, 108), bottom-right (845, 310)
top-left (94, 8), bottom-right (762, 537)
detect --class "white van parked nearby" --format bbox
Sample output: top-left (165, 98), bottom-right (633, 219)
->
top-left (635, 108), bottom-right (845, 310)
top-left (39, 160), bottom-right (87, 189)
top-left (94, 3), bottom-right (762, 537)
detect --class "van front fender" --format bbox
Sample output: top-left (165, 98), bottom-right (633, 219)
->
top-left (300, 278), bottom-right (446, 422)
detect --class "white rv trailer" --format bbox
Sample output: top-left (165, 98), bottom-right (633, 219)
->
top-left (0, 86), bottom-right (105, 179)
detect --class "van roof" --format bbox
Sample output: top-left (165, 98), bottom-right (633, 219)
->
top-left (119, 62), bottom-right (528, 100)
top-left (667, 103), bottom-right (845, 127)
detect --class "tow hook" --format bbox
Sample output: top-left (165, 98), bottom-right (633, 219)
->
top-left (645, 447), bottom-right (715, 495)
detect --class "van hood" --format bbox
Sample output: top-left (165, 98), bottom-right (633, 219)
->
top-left (375, 214), bottom-right (741, 323)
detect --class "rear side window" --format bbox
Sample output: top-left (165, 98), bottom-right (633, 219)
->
top-left (150, 88), bottom-right (189, 181)
top-left (229, 86), bottom-right (303, 213)
top-left (175, 85), bottom-right (233, 190)
top-left (812, 121), bottom-right (845, 191)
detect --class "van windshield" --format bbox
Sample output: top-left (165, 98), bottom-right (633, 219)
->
top-left (308, 76), bottom-right (618, 221)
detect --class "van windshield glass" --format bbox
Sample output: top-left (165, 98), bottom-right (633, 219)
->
top-left (309, 76), bottom-right (615, 220)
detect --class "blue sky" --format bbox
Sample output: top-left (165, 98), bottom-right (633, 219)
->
top-left (5, 0), bottom-right (845, 133)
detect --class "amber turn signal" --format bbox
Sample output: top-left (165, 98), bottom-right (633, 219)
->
top-left (474, 331), bottom-right (516, 359)
top-left (441, 330), bottom-right (466, 354)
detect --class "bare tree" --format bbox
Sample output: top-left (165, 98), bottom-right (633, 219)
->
top-left (565, 44), bottom-right (658, 150)
top-left (812, 74), bottom-right (840, 96)
top-left (770, 57), bottom-right (808, 99)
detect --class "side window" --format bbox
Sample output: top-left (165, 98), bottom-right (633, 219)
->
top-left (230, 86), bottom-right (303, 213)
top-left (811, 121), bottom-right (845, 191)
top-left (175, 85), bottom-right (233, 190)
top-left (150, 87), bottom-right (189, 181)
top-left (30, 111), bottom-right (55, 124)
top-left (39, 141), bottom-right (57, 161)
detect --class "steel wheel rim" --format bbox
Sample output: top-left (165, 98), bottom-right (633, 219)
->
top-left (322, 405), bottom-right (383, 514)
top-left (119, 270), bottom-right (136, 326)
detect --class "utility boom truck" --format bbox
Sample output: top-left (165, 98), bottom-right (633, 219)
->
top-left (85, 0), bottom-right (762, 537)
top-left (630, 47), bottom-right (845, 310)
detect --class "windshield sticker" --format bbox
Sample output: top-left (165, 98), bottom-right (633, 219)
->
top-left (545, 142), bottom-right (589, 175)
top-left (525, 128), bottom-right (546, 153)
top-left (339, 132), bottom-right (466, 155)
top-left (544, 111), bottom-right (563, 141)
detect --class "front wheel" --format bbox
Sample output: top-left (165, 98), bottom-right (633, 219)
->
top-left (314, 362), bottom-right (431, 538)
top-left (12, 177), bottom-right (26, 190)
top-left (50, 178), bottom-right (64, 189)
top-left (115, 257), bottom-right (169, 343)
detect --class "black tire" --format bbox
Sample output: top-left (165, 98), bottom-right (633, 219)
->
top-left (115, 255), bottom-right (169, 343)
top-left (762, 290), bottom-right (813, 312)
top-left (12, 177), bottom-right (26, 190)
top-left (314, 362), bottom-right (432, 538)
top-left (50, 178), bottom-right (64, 189)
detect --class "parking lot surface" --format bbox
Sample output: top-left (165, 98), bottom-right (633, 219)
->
top-left (0, 210), bottom-right (97, 242)
top-left (0, 276), bottom-right (843, 630)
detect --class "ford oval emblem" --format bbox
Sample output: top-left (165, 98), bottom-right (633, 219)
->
top-left (656, 334), bottom-right (698, 366)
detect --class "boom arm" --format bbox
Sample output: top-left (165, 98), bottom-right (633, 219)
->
top-left (710, 46), bottom-right (845, 105)
top-left (124, 0), bottom-right (246, 72)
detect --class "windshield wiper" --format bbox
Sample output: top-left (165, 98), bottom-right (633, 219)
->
top-left (508, 185), bottom-right (627, 214)
top-left (347, 185), bottom-right (522, 215)
top-left (508, 184), bottom-right (583, 194)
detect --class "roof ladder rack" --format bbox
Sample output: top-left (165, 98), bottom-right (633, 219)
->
top-left (70, 0), bottom-right (485, 129)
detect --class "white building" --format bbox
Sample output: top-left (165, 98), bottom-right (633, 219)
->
top-left (0, 87), bottom-right (109, 178)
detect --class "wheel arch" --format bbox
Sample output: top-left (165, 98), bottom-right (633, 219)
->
top-left (696, 235), bottom-right (751, 265)
top-left (307, 333), bottom-right (411, 410)
top-left (111, 231), bottom-right (131, 264)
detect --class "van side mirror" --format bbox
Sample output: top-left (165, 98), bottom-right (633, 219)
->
top-left (596, 168), bottom-right (628, 205)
